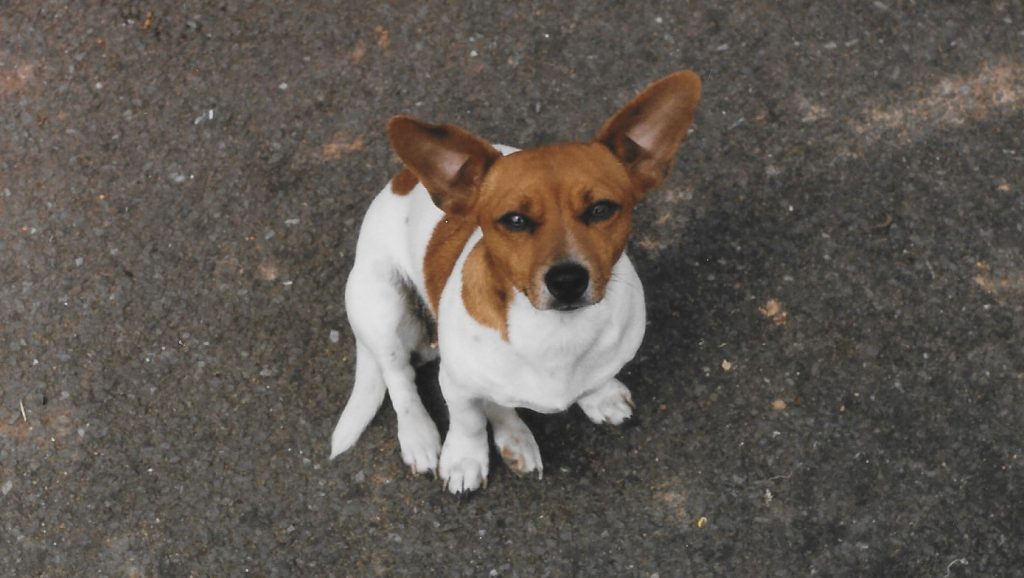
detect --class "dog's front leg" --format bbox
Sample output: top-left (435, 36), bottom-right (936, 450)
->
top-left (577, 377), bottom-right (635, 425)
top-left (438, 369), bottom-right (490, 494)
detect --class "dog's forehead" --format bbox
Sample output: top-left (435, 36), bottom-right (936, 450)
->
top-left (484, 143), bottom-right (633, 200)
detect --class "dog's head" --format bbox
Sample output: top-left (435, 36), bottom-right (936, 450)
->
top-left (389, 71), bottom-right (701, 311)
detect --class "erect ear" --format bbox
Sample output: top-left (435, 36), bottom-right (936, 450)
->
top-left (595, 70), bottom-right (701, 198)
top-left (386, 116), bottom-right (502, 216)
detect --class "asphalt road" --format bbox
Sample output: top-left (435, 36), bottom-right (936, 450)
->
top-left (2, 1), bottom-right (1023, 576)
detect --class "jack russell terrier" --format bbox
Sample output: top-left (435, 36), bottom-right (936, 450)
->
top-left (330, 70), bottom-right (701, 493)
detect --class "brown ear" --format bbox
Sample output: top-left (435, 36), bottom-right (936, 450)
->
top-left (595, 70), bottom-right (701, 197)
top-left (387, 116), bottom-right (501, 216)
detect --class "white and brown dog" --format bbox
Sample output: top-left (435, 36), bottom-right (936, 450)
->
top-left (330, 71), bottom-right (701, 493)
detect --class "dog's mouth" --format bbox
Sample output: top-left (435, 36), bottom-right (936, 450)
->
top-left (523, 290), bottom-right (596, 312)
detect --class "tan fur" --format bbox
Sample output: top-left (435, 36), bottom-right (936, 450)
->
top-left (423, 216), bottom-right (477, 315)
top-left (387, 117), bottom-right (501, 215)
top-left (391, 168), bottom-right (418, 196)
top-left (475, 144), bottom-right (637, 311)
top-left (391, 70), bottom-right (701, 342)
top-left (461, 244), bottom-right (511, 339)
top-left (596, 71), bottom-right (701, 195)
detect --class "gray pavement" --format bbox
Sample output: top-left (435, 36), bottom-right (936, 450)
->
top-left (2, 1), bottom-right (1023, 576)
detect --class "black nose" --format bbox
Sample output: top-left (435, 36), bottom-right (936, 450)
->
top-left (544, 262), bottom-right (589, 304)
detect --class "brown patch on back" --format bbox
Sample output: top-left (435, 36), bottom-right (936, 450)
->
top-left (461, 244), bottom-right (511, 339)
top-left (391, 168), bottom-right (418, 196)
top-left (424, 216), bottom-right (477, 315)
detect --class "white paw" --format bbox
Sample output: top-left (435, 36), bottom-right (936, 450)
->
top-left (439, 433), bottom-right (489, 494)
top-left (492, 419), bottom-right (543, 479)
top-left (396, 408), bottom-right (441, 476)
top-left (578, 379), bottom-right (635, 425)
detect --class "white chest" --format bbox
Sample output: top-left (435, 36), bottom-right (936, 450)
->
top-left (437, 253), bottom-right (646, 412)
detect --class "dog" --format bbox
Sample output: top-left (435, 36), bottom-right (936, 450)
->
top-left (329, 70), bottom-right (701, 494)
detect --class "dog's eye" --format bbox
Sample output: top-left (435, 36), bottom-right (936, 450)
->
top-left (581, 201), bottom-right (620, 225)
top-left (498, 212), bottom-right (535, 233)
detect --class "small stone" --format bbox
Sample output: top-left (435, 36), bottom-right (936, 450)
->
top-left (1, 480), bottom-right (12, 496)
top-left (759, 298), bottom-right (788, 325)
top-left (329, 330), bottom-right (341, 343)
top-left (772, 399), bottom-right (787, 411)
top-left (257, 262), bottom-right (279, 281)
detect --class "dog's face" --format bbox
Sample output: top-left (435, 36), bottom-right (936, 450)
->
top-left (474, 144), bottom-right (636, 310)
top-left (388, 70), bottom-right (701, 311)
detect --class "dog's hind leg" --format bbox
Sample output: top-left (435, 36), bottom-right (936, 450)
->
top-left (342, 269), bottom-right (441, 475)
top-left (485, 403), bottom-right (543, 479)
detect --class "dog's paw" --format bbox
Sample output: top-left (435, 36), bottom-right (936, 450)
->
top-left (578, 378), bottom-right (635, 425)
top-left (493, 419), bottom-right (543, 479)
top-left (397, 408), bottom-right (441, 476)
top-left (439, 433), bottom-right (489, 494)
top-left (498, 437), bottom-right (543, 479)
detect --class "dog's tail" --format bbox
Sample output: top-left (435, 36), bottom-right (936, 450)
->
top-left (329, 348), bottom-right (386, 459)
